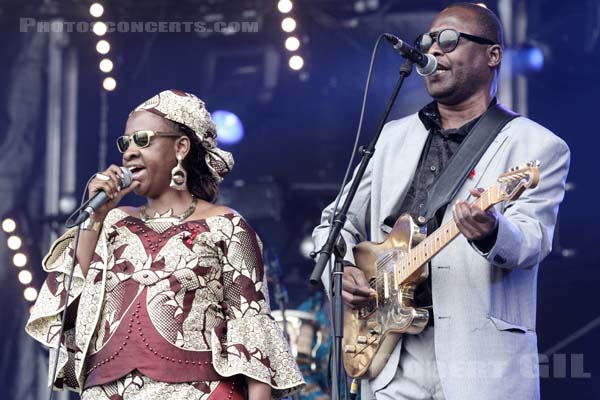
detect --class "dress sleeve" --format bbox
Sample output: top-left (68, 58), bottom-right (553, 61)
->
top-left (25, 223), bottom-right (107, 391)
top-left (209, 215), bottom-right (304, 398)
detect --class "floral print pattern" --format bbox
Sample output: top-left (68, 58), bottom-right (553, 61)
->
top-left (25, 209), bottom-right (304, 398)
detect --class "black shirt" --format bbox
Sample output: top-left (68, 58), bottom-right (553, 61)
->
top-left (399, 99), bottom-right (495, 307)
top-left (399, 101), bottom-right (480, 232)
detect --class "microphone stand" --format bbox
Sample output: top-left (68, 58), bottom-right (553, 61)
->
top-left (264, 248), bottom-right (290, 342)
top-left (309, 59), bottom-right (414, 400)
top-left (330, 235), bottom-right (346, 400)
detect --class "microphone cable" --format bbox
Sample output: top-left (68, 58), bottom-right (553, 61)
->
top-left (321, 33), bottom-right (392, 400)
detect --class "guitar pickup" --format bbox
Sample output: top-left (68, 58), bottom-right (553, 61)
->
top-left (356, 336), bottom-right (367, 344)
top-left (344, 345), bottom-right (356, 353)
top-left (383, 272), bottom-right (390, 299)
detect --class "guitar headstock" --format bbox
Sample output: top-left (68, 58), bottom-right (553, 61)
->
top-left (497, 160), bottom-right (540, 201)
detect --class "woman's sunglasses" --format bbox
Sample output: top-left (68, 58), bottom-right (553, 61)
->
top-left (116, 130), bottom-right (181, 153)
top-left (415, 28), bottom-right (496, 54)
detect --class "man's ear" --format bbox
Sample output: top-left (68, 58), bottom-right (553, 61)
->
top-left (175, 135), bottom-right (191, 158)
top-left (488, 44), bottom-right (502, 69)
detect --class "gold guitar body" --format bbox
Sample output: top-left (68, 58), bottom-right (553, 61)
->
top-left (343, 214), bottom-right (430, 379)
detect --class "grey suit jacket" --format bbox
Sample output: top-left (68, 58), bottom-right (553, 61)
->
top-left (312, 110), bottom-right (570, 399)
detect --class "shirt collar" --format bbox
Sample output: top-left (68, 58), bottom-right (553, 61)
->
top-left (418, 98), bottom-right (498, 137)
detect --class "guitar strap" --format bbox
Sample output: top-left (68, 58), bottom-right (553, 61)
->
top-left (383, 103), bottom-right (519, 229)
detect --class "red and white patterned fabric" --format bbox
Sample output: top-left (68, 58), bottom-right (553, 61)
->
top-left (81, 371), bottom-right (244, 400)
top-left (25, 209), bottom-right (304, 398)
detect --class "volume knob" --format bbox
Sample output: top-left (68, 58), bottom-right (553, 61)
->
top-left (344, 345), bottom-right (356, 353)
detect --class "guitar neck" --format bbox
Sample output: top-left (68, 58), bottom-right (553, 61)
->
top-left (398, 184), bottom-right (502, 282)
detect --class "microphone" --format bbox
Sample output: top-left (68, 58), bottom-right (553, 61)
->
top-left (383, 33), bottom-right (437, 76)
top-left (69, 167), bottom-right (132, 226)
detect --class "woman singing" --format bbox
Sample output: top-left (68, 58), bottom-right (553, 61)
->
top-left (26, 90), bottom-right (304, 399)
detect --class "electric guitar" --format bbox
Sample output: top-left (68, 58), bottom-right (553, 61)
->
top-left (342, 161), bottom-right (540, 379)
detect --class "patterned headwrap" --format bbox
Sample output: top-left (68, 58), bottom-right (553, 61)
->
top-left (131, 89), bottom-right (234, 183)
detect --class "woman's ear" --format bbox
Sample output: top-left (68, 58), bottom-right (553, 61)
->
top-left (175, 135), bottom-right (191, 158)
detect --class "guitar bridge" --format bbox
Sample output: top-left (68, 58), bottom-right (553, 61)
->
top-left (357, 278), bottom-right (378, 319)
top-left (358, 297), bottom-right (377, 319)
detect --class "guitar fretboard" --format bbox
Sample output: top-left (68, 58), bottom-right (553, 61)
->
top-left (395, 184), bottom-right (502, 284)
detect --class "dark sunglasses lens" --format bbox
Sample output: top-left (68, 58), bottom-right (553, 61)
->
top-left (133, 131), bottom-right (151, 148)
top-left (117, 136), bottom-right (129, 153)
top-left (438, 29), bottom-right (459, 52)
top-left (417, 34), bottom-right (432, 52)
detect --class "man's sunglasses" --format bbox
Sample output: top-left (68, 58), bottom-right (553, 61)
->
top-left (116, 130), bottom-right (181, 153)
top-left (415, 28), bottom-right (496, 54)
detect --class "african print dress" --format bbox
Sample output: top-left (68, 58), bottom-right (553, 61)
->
top-left (25, 209), bottom-right (304, 399)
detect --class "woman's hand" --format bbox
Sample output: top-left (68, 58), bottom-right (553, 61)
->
top-left (87, 165), bottom-right (139, 221)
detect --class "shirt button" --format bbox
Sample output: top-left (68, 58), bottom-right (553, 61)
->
top-left (430, 165), bottom-right (437, 172)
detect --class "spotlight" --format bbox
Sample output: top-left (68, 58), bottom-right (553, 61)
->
top-left (289, 55), bottom-right (304, 70)
top-left (212, 110), bottom-right (244, 145)
top-left (59, 195), bottom-right (78, 214)
top-left (93, 21), bottom-right (108, 36)
top-left (281, 17), bottom-right (297, 33)
top-left (23, 287), bottom-right (38, 302)
top-left (299, 236), bottom-right (315, 259)
top-left (510, 44), bottom-right (545, 73)
top-left (18, 270), bottom-right (33, 285)
top-left (99, 58), bottom-right (114, 73)
top-left (354, 1), bottom-right (366, 13)
top-left (89, 3), bottom-right (104, 18)
top-left (96, 40), bottom-right (110, 55)
top-left (13, 253), bottom-right (27, 268)
top-left (7, 235), bottom-right (22, 250)
top-left (523, 47), bottom-right (544, 71)
top-left (285, 36), bottom-right (300, 51)
top-left (366, 0), bottom-right (379, 10)
top-left (277, 0), bottom-right (293, 13)
top-left (2, 218), bottom-right (16, 233)
top-left (103, 77), bottom-right (117, 91)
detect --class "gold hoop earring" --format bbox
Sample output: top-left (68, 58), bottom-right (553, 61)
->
top-left (170, 153), bottom-right (187, 191)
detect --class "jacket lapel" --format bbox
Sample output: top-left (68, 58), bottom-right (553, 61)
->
top-left (380, 116), bottom-right (430, 225)
top-left (442, 129), bottom-right (510, 223)
top-left (379, 113), bottom-right (512, 227)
